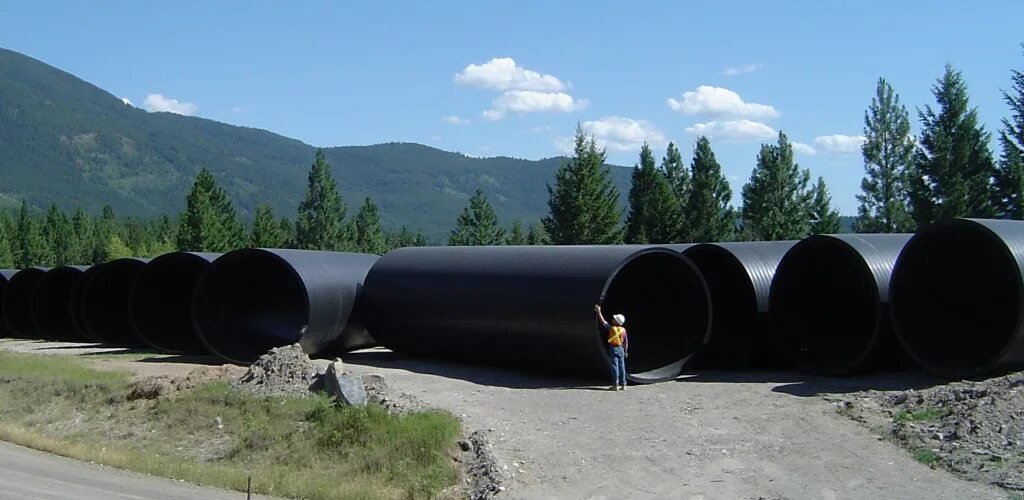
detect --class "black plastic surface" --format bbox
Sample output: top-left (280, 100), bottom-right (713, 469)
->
top-left (31, 266), bottom-right (89, 341)
top-left (360, 245), bottom-right (711, 383)
top-left (82, 258), bottom-right (149, 346)
top-left (192, 249), bottom-right (379, 364)
top-left (0, 270), bottom-right (16, 337)
top-left (2, 268), bottom-right (48, 338)
top-left (130, 252), bottom-right (220, 354)
top-left (770, 234), bottom-right (911, 375)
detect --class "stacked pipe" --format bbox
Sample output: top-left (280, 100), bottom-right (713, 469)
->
top-left (32, 266), bottom-right (90, 341)
top-left (3, 268), bottom-right (48, 338)
top-left (130, 252), bottom-right (220, 354)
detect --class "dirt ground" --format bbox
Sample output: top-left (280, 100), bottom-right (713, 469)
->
top-left (0, 339), bottom-right (1006, 499)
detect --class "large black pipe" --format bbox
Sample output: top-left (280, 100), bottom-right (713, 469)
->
top-left (70, 266), bottom-right (102, 342)
top-left (360, 246), bottom-right (711, 383)
top-left (81, 258), bottom-right (149, 346)
top-left (890, 218), bottom-right (1024, 378)
top-left (0, 270), bottom-right (16, 337)
top-left (681, 241), bottom-right (797, 369)
top-left (130, 252), bottom-right (220, 354)
top-left (769, 234), bottom-right (912, 376)
top-left (192, 249), bottom-right (379, 364)
top-left (2, 268), bottom-right (48, 338)
top-left (31, 266), bottom-right (89, 341)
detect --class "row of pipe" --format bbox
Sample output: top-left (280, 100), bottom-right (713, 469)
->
top-left (1, 218), bottom-right (1023, 381)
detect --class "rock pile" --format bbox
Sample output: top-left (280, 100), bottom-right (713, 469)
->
top-left (231, 343), bottom-right (322, 397)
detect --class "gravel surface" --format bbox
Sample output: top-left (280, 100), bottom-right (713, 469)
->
top-left (342, 348), bottom-right (1004, 499)
top-left (832, 370), bottom-right (1024, 493)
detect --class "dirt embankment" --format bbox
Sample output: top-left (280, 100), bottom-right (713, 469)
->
top-left (832, 371), bottom-right (1024, 492)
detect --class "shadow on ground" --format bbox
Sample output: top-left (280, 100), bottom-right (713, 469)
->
top-left (677, 370), bottom-right (948, 396)
top-left (344, 348), bottom-right (598, 390)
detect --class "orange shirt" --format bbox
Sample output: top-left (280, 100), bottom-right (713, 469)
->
top-left (608, 326), bottom-right (626, 347)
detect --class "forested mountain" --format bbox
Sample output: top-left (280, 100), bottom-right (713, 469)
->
top-left (0, 47), bottom-right (630, 236)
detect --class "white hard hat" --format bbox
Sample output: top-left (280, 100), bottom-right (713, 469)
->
top-left (613, 314), bottom-right (626, 326)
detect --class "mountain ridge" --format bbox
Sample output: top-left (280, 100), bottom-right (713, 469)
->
top-left (0, 47), bottom-right (631, 236)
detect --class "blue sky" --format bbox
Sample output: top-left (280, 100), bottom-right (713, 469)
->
top-left (2, 1), bottom-right (1022, 214)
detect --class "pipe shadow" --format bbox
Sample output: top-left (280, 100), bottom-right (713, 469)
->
top-left (342, 349), bottom-right (597, 389)
top-left (134, 354), bottom-right (227, 366)
top-left (771, 371), bottom-right (946, 397)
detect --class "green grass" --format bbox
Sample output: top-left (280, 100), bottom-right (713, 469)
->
top-left (913, 448), bottom-right (939, 465)
top-left (0, 350), bottom-right (461, 499)
top-left (894, 407), bottom-right (949, 422)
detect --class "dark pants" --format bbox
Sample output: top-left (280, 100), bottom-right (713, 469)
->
top-left (609, 345), bottom-right (626, 386)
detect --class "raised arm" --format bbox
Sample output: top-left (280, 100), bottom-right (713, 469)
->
top-left (594, 304), bottom-right (610, 329)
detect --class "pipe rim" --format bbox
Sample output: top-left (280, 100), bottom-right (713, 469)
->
top-left (598, 247), bottom-right (711, 383)
top-left (192, 248), bottom-right (312, 364)
top-left (890, 219), bottom-right (1024, 377)
top-left (2, 268), bottom-right (48, 338)
top-left (129, 252), bottom-right (213, 354)
top-left (770, 235), bottom-right (883, 375)
top-left (31, 266), bottom-right (86, 341)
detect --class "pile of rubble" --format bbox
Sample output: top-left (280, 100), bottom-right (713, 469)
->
top-left (834, 371), bottom-right (1024, 491)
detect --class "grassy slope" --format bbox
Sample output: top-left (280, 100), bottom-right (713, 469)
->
top-left (0, 350), bottom-right (461, 499)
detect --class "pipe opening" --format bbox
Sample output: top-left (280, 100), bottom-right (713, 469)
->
top-left (601, 251), bottom-right (710, 382)
top-left (891, 224), bottom-right (1020, 374)
top-left (193, 250), bottom-right (309, 363)
top-left (32, 267), bottom-right (85, 341)
top-left (684, 246), bottom-right (759, 368)
top-left (3, 269), bottom-right (47, 338)
top-left (131, 254), bottom-right (210, 354)
top-left (771, 239), bottom-right (879, 374)
top-left (82, 260), bottom-right (147, 346)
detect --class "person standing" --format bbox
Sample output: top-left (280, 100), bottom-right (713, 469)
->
top-left (594, 304), bottom-right (628, 391)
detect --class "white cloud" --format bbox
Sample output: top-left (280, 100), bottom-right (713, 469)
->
top-left (120, 97), bottom-right (133, 106)
top-left (483, 90), bottom-right (588, 120)
top-left (442, 115), bottom-right (471, 125)
top-left (723, 64), bottom-right (763, 76)
top-left (578, 116), bottom-right (667, 152)
top-left (143, 93), bottom-right (197, 115)
top-left (685, 119), bottom-right (776, 142)
top-left (454, 57), bottom-right (565, 92)
top-left (814, 134), bottom-right (866, 154)
top-left (232, 106), bottom-right (247, 112)
top-left (667, 86), bottom-right (779, 120)
top-left (791, 141), bottom-right (817, 156)
top-left (528, 125), bottom-right (553, 134)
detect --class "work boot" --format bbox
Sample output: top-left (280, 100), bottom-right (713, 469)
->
top-left (609, 385), bottom-right (617, 391)
top-left (620, 384), bottom-right (626, 391)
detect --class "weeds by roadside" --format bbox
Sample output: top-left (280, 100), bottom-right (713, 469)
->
top-left (0, 350), bottom-right (462, 499)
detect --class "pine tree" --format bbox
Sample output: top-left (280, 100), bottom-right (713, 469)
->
top-left (625, 142), bottom-right (681, 244)
top-left (14, 200), bottom-right (48, 268)
top-left (543, 124), bottom-right (623, 244)
top-left (685, 136), bottom-right (735, 242)
top-left (740, 132), bottom-right (813, 240)
top-left (176, 168), bottom-right (246, 252)
top-left (278, 217), bottom-right (295, 248)
top-left (91, 205), bottom-right (118, 263)
top-left (809, 177), bottom-right (842, 234)
top-left (251, 204), bottom-right (289, 248)
top-left (388, 226), bottom-right (430, 249)
top-left (526, 223), bottom-right (549, 245)
top-left (855, 78), bottom-right (916, 233)
top-left (506, 218), bottom-right (527, 245)
top-left (69, 208), bottom-right (92, 265)
top-left (42, 204), bottom-right (72, 266)
top-left (910, 64), bottom-right (996, 226)
top-left (995, 47), bottom-right (1024, 220)
top-left (662, 142), bottom-right (690, 240)
top-left (296, 150), bottom-right (350, 251)
top-left (353, 197), bottom-right (388, 254)
top-left (450, 189), bottom-right (505, 246)
top-left (123, 217), bottom-right (148, 257)
top-left (0, 212), bottom-right (13, 268)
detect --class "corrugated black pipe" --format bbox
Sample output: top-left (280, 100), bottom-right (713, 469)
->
top-left (130, 252), bottom-right (220, 354)
top-left (70, 266), bottom-right (102, 343)
top-left (769, 234), bottom-right (912, 376)
top-left (681, 241), bottom-right (797, 369)
top-left (360, 246), bottom-right (711, 383)
top-left (191, 249), bottom-right (379, 364)
top-left (31, 266), bottom-right (89, 341)
top-left (890, 218), bottom-right (1024, 378)
top-left (82, 258), bottom-right (149, 346)
top-left (2, 268), bottom-right (48, 338)
top-left (0, 270), bottom-right (17, 337)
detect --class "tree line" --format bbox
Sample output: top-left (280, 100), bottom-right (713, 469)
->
top-left (3, 47), bottom-right (1023, 265)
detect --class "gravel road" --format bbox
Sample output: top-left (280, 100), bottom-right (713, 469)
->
top-left (343, 349), bottom-right (1005, 499)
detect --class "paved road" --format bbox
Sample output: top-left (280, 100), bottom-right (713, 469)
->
top-left (0, 442), bottom-right (262, 500)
